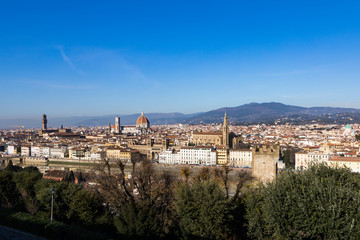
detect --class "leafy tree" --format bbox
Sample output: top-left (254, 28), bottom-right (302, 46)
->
top-left (245, 164), bottom-right (360, 239)
top-left (281, 147), bottom-right (297, 168)
top-left (0, 170), bottom-right (23, 210)
top-left (355, 134), bottom-right (360, 141)
top-left (35, 180), bottom-right (83, 223)
top-left (13, 168), bottom-right (42, 213)
top-left (5, 160), bottom-right (21, 172)
top-left (68, 189), bottom-right (107, 226)
top-left (175, 181), bottom-right (232, 239)
top-left (13, 168), bottom-right (42, 198)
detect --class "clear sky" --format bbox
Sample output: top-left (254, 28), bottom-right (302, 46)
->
top-left (1, 0), bottom-right (360, 118)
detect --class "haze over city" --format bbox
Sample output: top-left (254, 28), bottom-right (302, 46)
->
top-left (1, 0), bottom-right (360, 118)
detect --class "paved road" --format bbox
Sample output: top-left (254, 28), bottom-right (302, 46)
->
top-left (0, 225), bottom-right (46, 240)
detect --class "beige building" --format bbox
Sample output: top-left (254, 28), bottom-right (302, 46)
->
top-left (229, 149), bottom-right (252, 167)
top-left (129, 138), bottom-right (169, 160)
top-left (190, 112), bottom-right (231, 147)
top-left (328, 156), bottom-right (360, 173)
top-left (106, 147), bottom-right (141, 162)
top-left (191, 132), bottom-right (223, 146)
top-left (216, 147), bottom-right (228, 165)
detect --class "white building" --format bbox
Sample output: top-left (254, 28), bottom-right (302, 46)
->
top-left (295, 152), bottom-right (331, 170)
top-left (30, 146), bottom-right (41, 157)
top-left (42, 147), bottom-right (50, 158)
top-left (229, 149), bottom-right (252, 167)
top-left (7, 145), bottom-right (16, 155)
top-left (179, 146), bottom-right (217, 165)
top-left (159, 149), bottom-right (180, 164)
top-left (49, 147), bottom-right (67, 158)
top-left (21, 146), bottom-right (31, 157)
top-left (159, 146), bottom-right (217, 166)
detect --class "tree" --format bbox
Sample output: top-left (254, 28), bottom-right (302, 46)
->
top-left (180, 167), bottom-right (191, 183)
top-left (13, 168), bottom-right (42, 213)
top-left (281, 147), bottom-right (296, 168)
top-left (355, 134), bottom-right (360, 141)
top-left (194, 167), bottom-right (211, 182)
top-left (245, 164), bottom-right (360, 239)
top-left (68, 171), bottom-right (75, 183)
top-left (97, 159), bottom-right (177, 239)
top-left (35, 180), bottom-right (83, 223)
top-left (0, 170), bottom-right (23, 210)
top-left (213, 165), bottom-right (232, 198)
top-left (77, 172), bottom-right (84, 184)
top-left (175, 181), bottom-right (232, 239)
top-left (68, 189), bottom-right (108, 226)
top-left (5, 160), bottom-right (21, 172)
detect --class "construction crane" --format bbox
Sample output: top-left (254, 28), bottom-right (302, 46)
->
top-left (9, 126), bottom-right (24, 133)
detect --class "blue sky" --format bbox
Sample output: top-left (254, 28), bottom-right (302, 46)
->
top-left (1, 0), bottom-right (360, 118)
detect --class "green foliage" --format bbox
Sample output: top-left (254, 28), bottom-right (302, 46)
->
top-left (355, 134), bottom-right (360, 141)
top-left (175, 181), bottom-right (232, 239)
top-left (77, 172), bottom-right (84, 183)
top-left (68, 170), bottom-right (75, 183)
top-left (0, 207), bottom-right (110, 240)
top-left (35, 180), bottom-right (83, 222)
top-left (13, 167), bottom-right (42, 213)
top-left (69, 189), bottom-right (108, 226)
top-left (0, 170), bottom-right (24, 210)
top-left (13, 168), bottom-right (42, 198)
top-left (281, 148), bottom-right (296, 168)
top-left (5, 160), bottom-right (22, 172)
top-left (245, 164), bottom-right (360, 239)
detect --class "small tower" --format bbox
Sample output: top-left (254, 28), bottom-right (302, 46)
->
top-left (222, 112), bottom-right (229, 147)
top-left (108, 122), bottom-right (111, 133)
top-left (42, 114), bottom-right (47, 130)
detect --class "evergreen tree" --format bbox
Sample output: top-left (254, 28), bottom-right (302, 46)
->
top-left (68, 171), bottom-right (75, 183)
top-left (175, 181), bottom-right (232, 239)
top-left (245, 164), bottom-right (360, 239)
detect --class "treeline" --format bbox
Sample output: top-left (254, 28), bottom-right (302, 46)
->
top-left (0, 161), bottom-right (113, 239)
top-left (1, 160), bottom-right (360, 239)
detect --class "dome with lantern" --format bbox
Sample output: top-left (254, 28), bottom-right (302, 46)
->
top-left (136, 112), bottom-right (150, 129)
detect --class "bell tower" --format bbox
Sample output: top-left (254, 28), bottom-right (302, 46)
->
top-left (222, 112), bottom-right (229, 147)
top-left (42, 114), bottom-right (47, 130)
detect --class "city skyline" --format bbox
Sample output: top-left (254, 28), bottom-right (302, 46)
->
top-left (1, 1), bottom-right (360, 118)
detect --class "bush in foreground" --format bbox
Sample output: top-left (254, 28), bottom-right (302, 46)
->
top-left (245, 164), bottom-right (360, 239)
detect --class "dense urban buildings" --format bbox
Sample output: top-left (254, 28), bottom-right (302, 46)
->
top-left (1, 112), bottom-right (360, 182)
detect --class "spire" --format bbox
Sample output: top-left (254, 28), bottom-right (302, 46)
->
top-left (223, 111), bottom-right (229, 147)
top-left (223, 111), bottom-right (228, 125)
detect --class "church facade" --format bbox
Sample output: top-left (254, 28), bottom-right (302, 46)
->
top-left (190, 112), bottom-right (232, 148)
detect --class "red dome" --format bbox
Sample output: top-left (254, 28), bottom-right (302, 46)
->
top-left (136, 112), bottom-right (150, 128)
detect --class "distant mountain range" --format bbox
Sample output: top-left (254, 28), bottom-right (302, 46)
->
top-left (2, 102), bottom-right (360, 129)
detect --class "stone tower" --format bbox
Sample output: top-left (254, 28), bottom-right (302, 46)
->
top-left (115, 116), bottom-right (121, 134)
top-left (42, 114), bottom-right (47, 130)
top-left (108, 122), bottom-right (111, 133)
top-left (252, 145), bottom-right (280, 183)
top-left (222, 112), bottom-right (229, 147)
